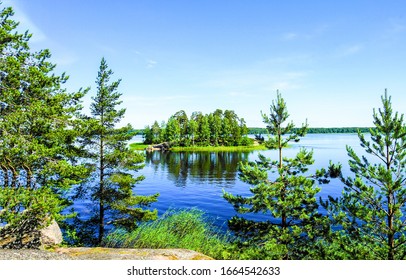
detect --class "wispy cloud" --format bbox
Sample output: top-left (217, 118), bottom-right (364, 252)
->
top-left (227, 91), bottom-right (254, 97)
top-left (280, 24), bottom-right (329, 41)
top-left (4, 0), bottom-right (47, 43)
top-left (146, 59), bottom-right (157, 69)
top-left (202, 67), bottom-right (309, 94)
top-left (123, 94), bottom-right (193, 104)
top-left (52, 51), bottom-right (79, 67)
top-left (336, 43), bottom-right (364, 57)
top-left (133, 50), bottom-right (158, 69)
top-left (386, 18), bottom-right (406, 35)
top-left (282, 32), bottom-right (298, 41)
top-left (97, 45), bottom-right (118, 56)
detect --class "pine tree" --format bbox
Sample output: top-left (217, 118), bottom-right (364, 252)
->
top-left (0, 4), bottom-right (88, 232)
top-left (187, 118), bottom-right (198, 146)
top-left (223, 91), bottom-right (332, 259)
top-left (323, 90), bottom-right (406, 259)
top-left (211, 109), bottom-right (223, 146)
top-left (165, 116), bottom-right (181, 145)
top-left (151, 121), bottom-right (162, 143)
top-left (199, 115), bottom-right (211, 146)
top-left (76, 58), bottom-right (158, 245)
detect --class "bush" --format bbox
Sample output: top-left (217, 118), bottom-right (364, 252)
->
top-left (240, 136), bottom-right (254, 146)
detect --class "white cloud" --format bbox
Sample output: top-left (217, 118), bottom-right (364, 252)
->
top-left (146, 59), bottom-right (157, 69)
top-left (132, 50), bottom-right (158, 69)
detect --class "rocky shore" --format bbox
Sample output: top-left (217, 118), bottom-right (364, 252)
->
top-left (0, 248), bottom-right (213, 260)
top-left (0, 249), bottom-right (74, 260)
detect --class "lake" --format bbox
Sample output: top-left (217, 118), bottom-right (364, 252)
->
top-left (119, 133), bottom-right (369, 229)
top-left (72, 133), bottom-right (371, 231)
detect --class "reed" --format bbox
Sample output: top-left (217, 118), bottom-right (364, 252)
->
top-left (103, 208), bottom-right (232, 259)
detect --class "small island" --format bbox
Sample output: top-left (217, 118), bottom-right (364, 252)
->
top-left (137, 109), bottom-right (267, 152)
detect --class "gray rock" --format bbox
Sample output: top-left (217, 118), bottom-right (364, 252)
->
top-left (40, 220), bottom-right (63, 247)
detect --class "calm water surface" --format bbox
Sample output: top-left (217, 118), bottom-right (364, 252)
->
top-left (126, 133), bottom-right (369, 229)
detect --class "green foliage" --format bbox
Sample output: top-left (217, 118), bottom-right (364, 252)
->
top-left (248, 127), bottom-right (372, 135)
top-left (224, 91), bottom-right (331, 259)
top-left (143, 109), bottom-right (250, 147)
top-left (104, 208), bottom-right (231, 260)
top-left (322, 90), bottom-right (406, 260)
top-left (0, 4), bottom-right (88, 229)
top-left (71, 58), bottom-right (158, 246)
top-left (168, 144), bottom-right (266, 152)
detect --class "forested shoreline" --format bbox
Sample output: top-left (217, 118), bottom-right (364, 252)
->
top-left (248, 126), bottom-right (372, 135)
top-left (134, 126), bottom-right (372, 138)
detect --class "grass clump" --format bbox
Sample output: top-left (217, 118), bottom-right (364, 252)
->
top-left (103, 208), bottom-right (231, 259)
top-left (129, 142), bottom-right (149, 150)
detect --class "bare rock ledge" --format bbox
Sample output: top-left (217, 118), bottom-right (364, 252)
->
top-left (0, 247), bottom-right (213, 260)
top-left (54, 247), bottom-right (213, 260)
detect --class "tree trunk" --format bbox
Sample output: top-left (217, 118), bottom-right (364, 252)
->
top-left (386, 145), bottom-right (394, 260)
top-left (98, 137), bottom-right (104, 245)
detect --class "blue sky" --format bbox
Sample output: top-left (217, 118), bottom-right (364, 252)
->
top-left (4, 0), bottom-right (406, 128)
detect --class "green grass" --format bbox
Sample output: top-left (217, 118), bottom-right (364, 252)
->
top-left (129, 142), bottom-right (267, 152)
top-left (129, 142), bottom-right (149, 150)
top-left (103, 208), bottom-right (232, 259)
top-left (169, 145), bottom-right (267, 152)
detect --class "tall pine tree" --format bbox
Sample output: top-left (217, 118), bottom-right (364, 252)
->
top-left (0, 4), bottom-right (88, 236)
top-left (224, 91), bottom-right (334, 259)
top-left (323, 90), bottom-right (406, 260)
top-left (76, 58), bottom-right (158, 245)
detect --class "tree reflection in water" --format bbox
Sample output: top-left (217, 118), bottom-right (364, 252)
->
top-left (145, 151), bottom-right (251, 188)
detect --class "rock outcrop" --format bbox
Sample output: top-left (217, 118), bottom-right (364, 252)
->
top-left (54, 247), bottom-right (213, 260)
top-left (0, 212), bottom-right (63, 249)
top-left (146, 142), bottom-right (171, 151)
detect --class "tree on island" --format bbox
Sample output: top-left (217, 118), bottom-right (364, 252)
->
top-left (143, 109), bottom-right (250, 147)
top-left (73, 58), bottom-right (158, 245)
top-left (223, 91), bottom-right (338, 259)
top-left (0, 4), bottom-right (88, 238)
top-left (323, 90), bottom-right (406, 260)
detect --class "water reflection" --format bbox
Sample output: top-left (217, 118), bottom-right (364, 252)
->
top-left (145, 151), bottom-right (251, 188)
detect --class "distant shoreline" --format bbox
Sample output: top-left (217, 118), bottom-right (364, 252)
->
top-left (247, 127), bottom-right (372, 135)
top-left (132, 127), bottom-right (372, 136)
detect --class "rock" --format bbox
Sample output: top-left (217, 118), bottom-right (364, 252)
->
top-left (40, 220), bottom-right (63, 247)
top-left (146, 142), bottom-right (171, 151)
top-left (54, 247), bottom-right (213, 260)
top-left (0, 249), bottom-right (75, 260)
top-left (0, 211), bottom-right (63, 249)
top-left (0, 212), bottom-right (42, 249)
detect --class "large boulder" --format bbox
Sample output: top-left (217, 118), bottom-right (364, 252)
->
top-left (40, 220), bottom-right (63, 247)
